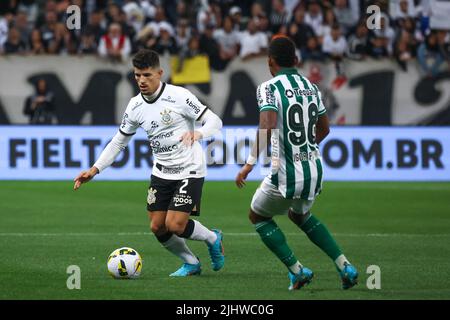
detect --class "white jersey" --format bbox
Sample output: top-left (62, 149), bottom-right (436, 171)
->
top-left (120, 83), bottom-right (208, 180)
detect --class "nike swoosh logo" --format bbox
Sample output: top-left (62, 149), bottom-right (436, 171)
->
top-left (173, 203), bottom-right (186, 207)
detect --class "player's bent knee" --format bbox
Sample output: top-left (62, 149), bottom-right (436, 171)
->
top-left (288, 209), bottom-right (310, 226)
top-left (166, 220), bottom-right (188, 236)
top-left (249, 209), bottom-right (269, 224)
top-left (150, 221), bottom-right (167, 235)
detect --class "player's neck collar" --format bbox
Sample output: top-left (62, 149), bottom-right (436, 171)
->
top-left (275, 68), bottom-right (299, 76)
top-left (142, 82), bottom-right (166, 104)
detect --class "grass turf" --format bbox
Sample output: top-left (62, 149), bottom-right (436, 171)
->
top-left (0, 181), bottom-right (449, 300)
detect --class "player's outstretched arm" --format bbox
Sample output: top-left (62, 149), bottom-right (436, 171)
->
top-left (235, 110), bottom-right (277, 188)
top-left (73, 131), bottom-right (132, 190)
top-left (73, 166), bottom-right (99, 190)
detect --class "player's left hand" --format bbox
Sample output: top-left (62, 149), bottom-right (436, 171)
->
top-left (235, 164), bottom-right (254, 188)
top-left (180, 131), bottom-right (202, 146)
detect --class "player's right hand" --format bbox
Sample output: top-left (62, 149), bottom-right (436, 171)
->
top-left (73, 167), bottom-right (98, 190)
top-left (235, 164), bottom-right (253, 189)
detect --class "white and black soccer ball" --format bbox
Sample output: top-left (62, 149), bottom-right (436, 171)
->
top-left (107, 247), bottom-right (142, 279)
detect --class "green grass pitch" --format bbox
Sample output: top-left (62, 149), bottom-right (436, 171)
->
top-left (0, 180), bottom-right (449, 300)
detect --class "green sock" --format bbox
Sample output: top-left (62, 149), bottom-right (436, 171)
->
top-left (255, 220), bottom-right (298, 269)
top-left (300, 215), bottom-right (342, 261)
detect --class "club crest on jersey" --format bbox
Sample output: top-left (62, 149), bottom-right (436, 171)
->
top-left (147, 187), bottom-right (157, 205)
top-left (160, 109), bottom-right (173, 125)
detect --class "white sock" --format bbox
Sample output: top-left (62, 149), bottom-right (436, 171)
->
top-left (161, 234), bottom-right (199, 265)
top-left (288, 261), bottom-right (303, 274)
top-left (335, 254), bottom-right (350, 271)
top-left (189, 220), bottom-right (217, 245)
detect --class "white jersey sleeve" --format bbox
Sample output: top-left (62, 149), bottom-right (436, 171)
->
top-left (180, 88), bottom-right (208, 121)
top-left (256, 81), bottom-right (278, 112)
top-left (313, 84), bottom-right (327, 116)
top-left (119, 99), bottom-right (140, 136)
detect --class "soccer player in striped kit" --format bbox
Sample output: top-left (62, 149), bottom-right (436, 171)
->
top-left (236, 36), bottom-right (358, 290)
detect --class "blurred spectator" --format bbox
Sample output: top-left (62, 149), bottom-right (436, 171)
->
top-left (200, 23), bottom-right (229, 71)
top-left (393, 17), bottom-right (418, 71)
top-left (153, 21), bottom-right (178, 55)
top-left (346, 21), bottom-right (369, 60)
top-left (0, 15), bottom-right (9, 51)
top-left (250, 2), bottom-right (266, 20)
top-left (238, 18), bottom-right (268, 60)
top-left (145, 5), bottom-right (168, 38)
top-left (29, 28), bottom-right (45, 54)
top-left (98, 22), bottom-right (131, 62)
top-left (40, 11), bottom-right (64, 54)
top-left (269, 0), bottom-right (289, 34)
top-left (316, 8), bottom-right (336, 43)
top-left (213, 15), bottom-right (240, 62)
top-left (417, 31), bottom-right (446, 78)
top-left (256, 12), bottom-right (271, 36)
top-left (197, 2), bottom-right (220, 34)
top-left (369, 14), bottom-right (395, 58)
top-left (333, 0), bottom-right (358, 35)
top-left (78, 31), bottom-right (98, 54)
top-left (175, 18), bottom-right (192, 49)
top-left (289, 8), bottom-right (315, 52)
top-left (23, 79), bottom-right (55, 125)
top-left (122, 0), bottom-right (145, 35)
top-left (177, 34), bottom-right (201, 73)
top-left (229, 6), bottom-right (245, 32)
top-left (136, 25), bottom-right (157, 50)
top-left (3, 27), bottom-right (27, 54)
top-left (13, 11), bottom-right (32, 47)
top-left (302, 35), bottom-right (326, 63)
top-left (437, 30), bottom-right (450, 67)
top-left (391, 0), bottom-right (417, 22)
top-left (83, 10), bottom-right (107, 44)
top-left (323, 23), bottom-right (347, 89)
top-left (305, 0), bottom-right (324, 34)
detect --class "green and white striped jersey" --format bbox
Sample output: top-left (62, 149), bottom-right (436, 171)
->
top-left (256, 68), bottom-right (326, 200)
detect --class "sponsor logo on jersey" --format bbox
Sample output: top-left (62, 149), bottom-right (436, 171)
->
top-left (185, 98), bottom-right (201, 114)
top-left (151, 121), bottom-right (159, 129)
top-left (160, 109), bottom-right (173, 125)
top-left (152, 144), bottom-right (179, 154)
top-left (173, 194), bottom-right (193, 206)
top-left (151, 131), bottom-right (174, 140)
top-left (285, 89), bottom-right (294, 98)
top-left (265, 84), bottom-right (275, 105)
top-left (121, 113), bottom-right (128, 129)
top-left (160, 166), bottom-right (184, 175)
top-left (287, 88), bottom-right (316, 97)
top-left (147, 187), bottom-right (157, 205)
top-left (161, 96), bottom-right (176, 103)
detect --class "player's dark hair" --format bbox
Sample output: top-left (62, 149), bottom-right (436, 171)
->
top-left (132, 49), bottom-right (160, 69)
top-left (269, 36), bottom-right (296, 68)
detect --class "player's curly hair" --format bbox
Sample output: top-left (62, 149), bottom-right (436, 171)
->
top-left (269, 36), bottom-right (297, 68)
top-left (132, 49), bottom-right (160, 69)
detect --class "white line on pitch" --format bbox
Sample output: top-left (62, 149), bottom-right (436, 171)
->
top-left (0, 232), bottom-right (448, 238)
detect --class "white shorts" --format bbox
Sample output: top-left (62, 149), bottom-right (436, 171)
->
top-left (250, 178), bottom-right (315, 218)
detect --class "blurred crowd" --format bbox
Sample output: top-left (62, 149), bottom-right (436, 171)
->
top-left (1, 0), bottom-right (449, 85)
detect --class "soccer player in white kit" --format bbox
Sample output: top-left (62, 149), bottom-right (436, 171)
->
top-left (235, 37), bottom-right (358, 290)
top-left (74, 49), bottom-right (225, 277)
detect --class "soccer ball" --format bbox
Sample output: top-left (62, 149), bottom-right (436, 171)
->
top-left (107, 247), bottom-right (142, 279)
